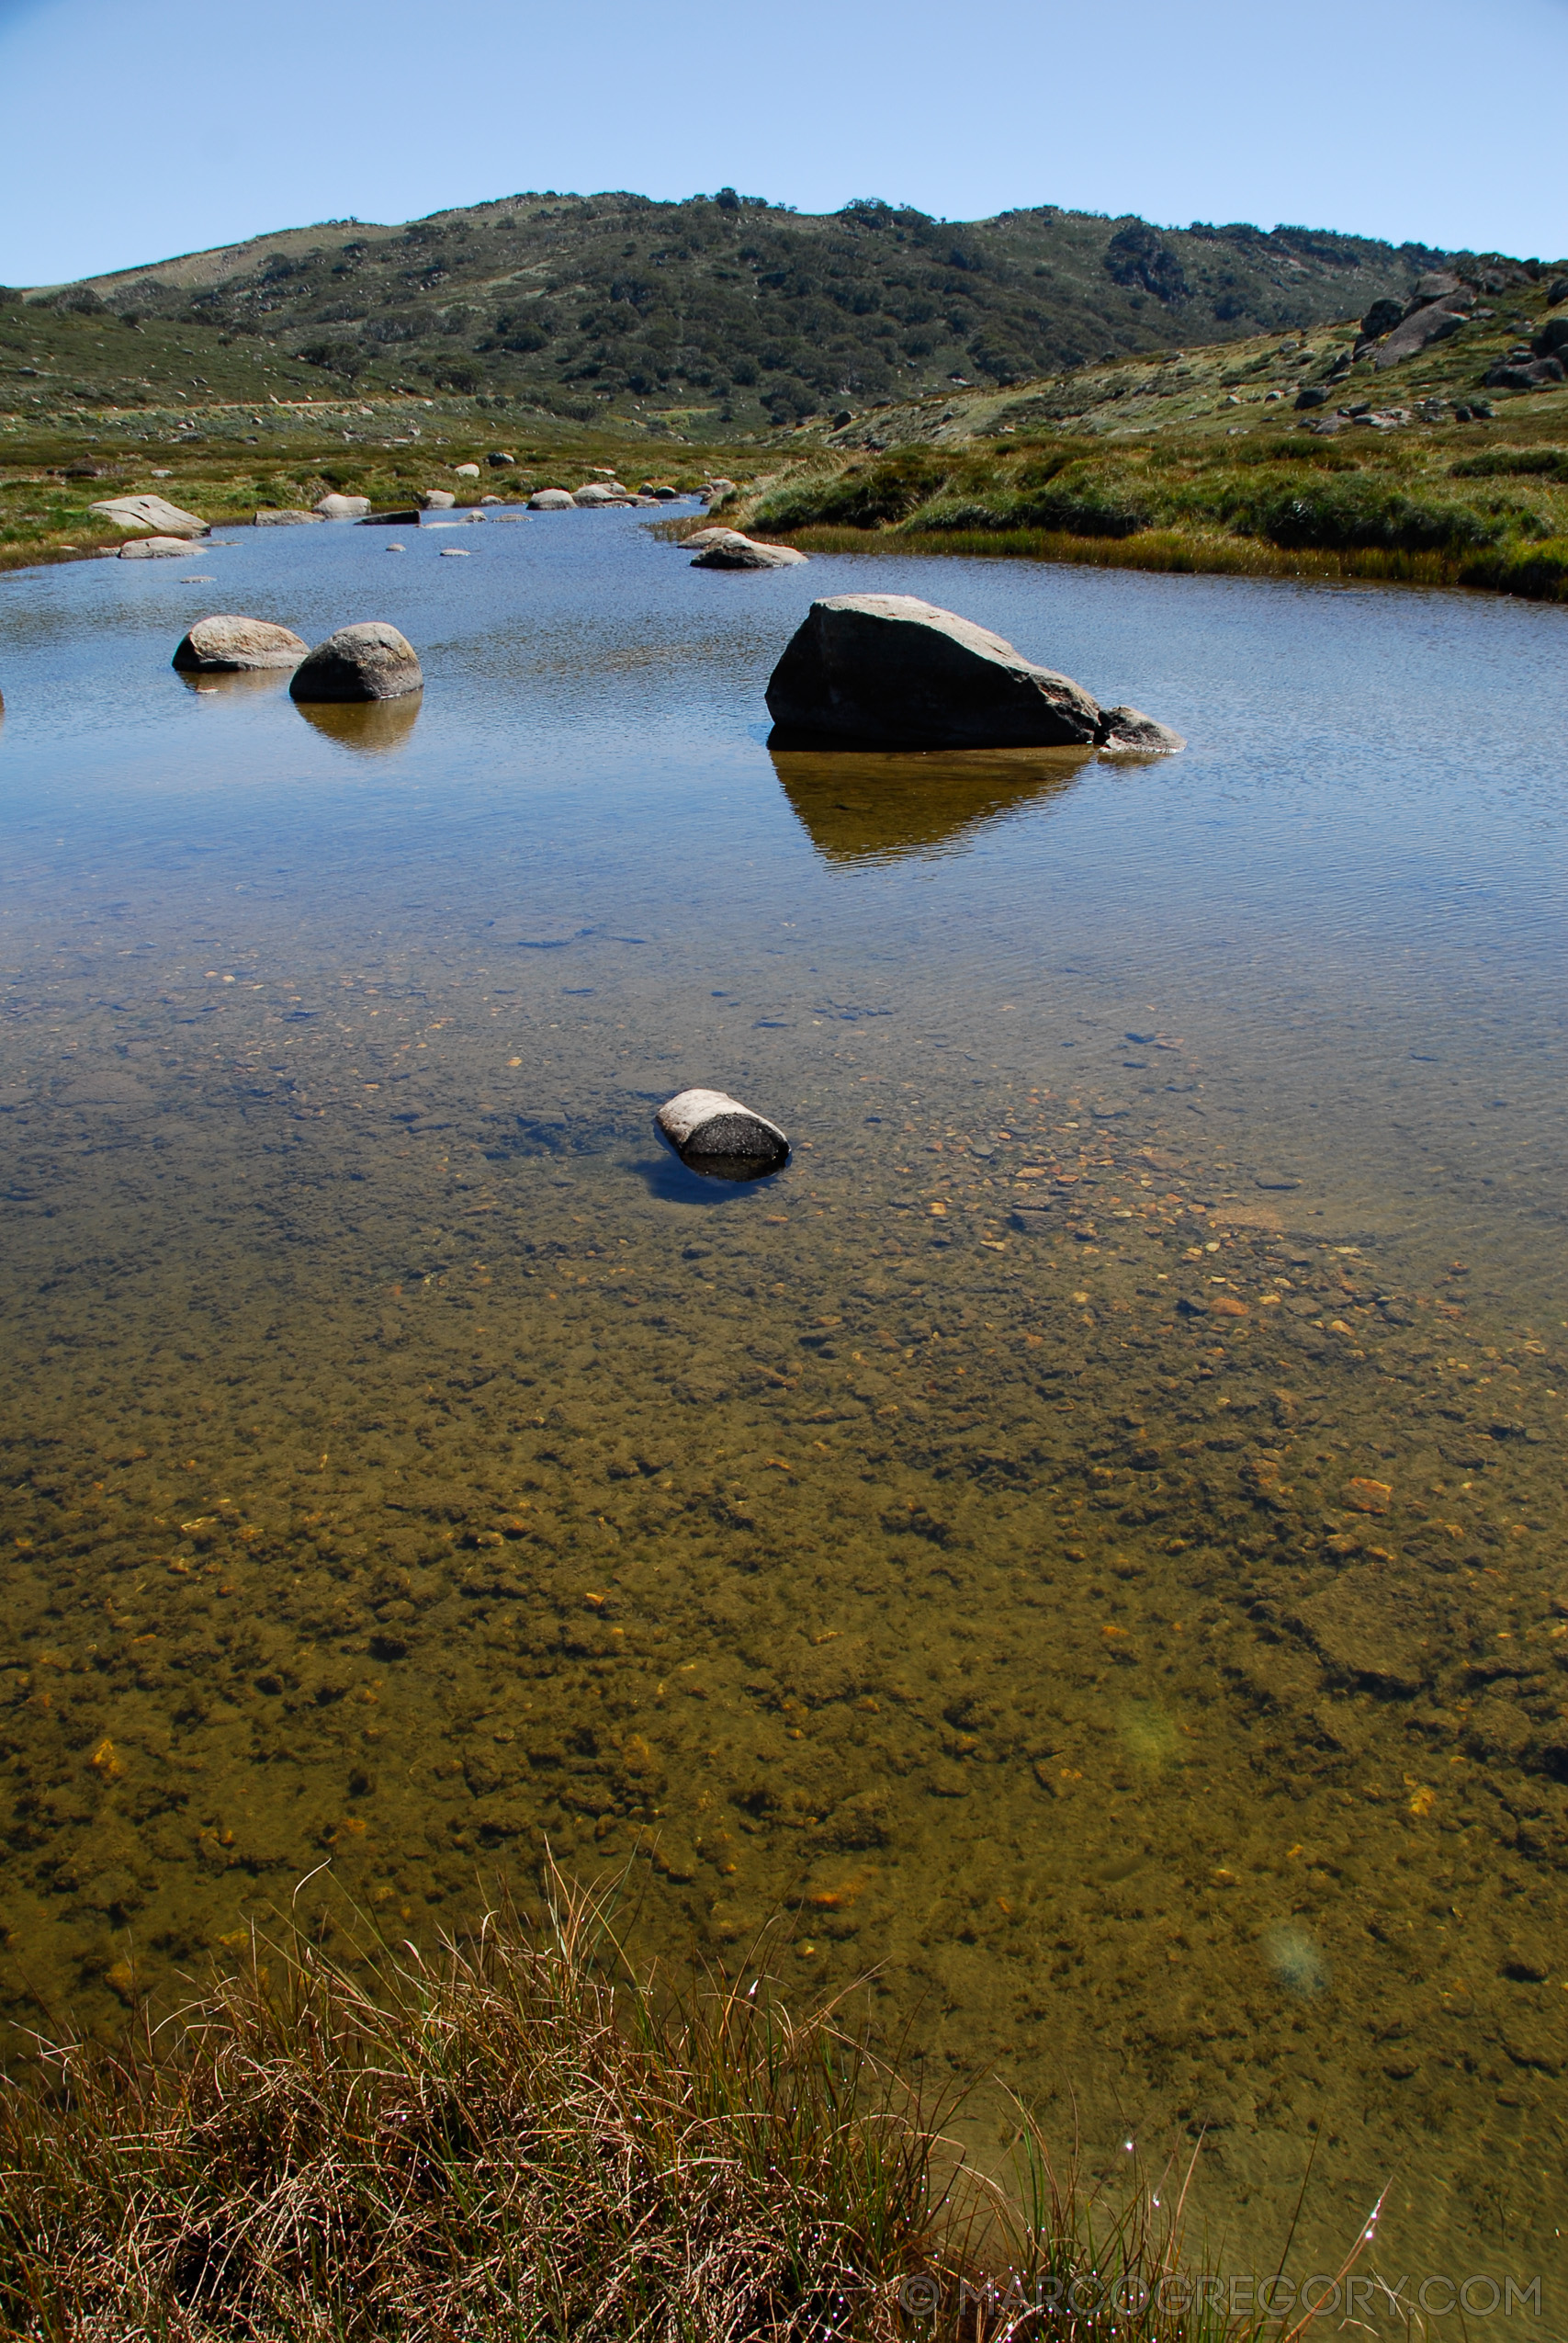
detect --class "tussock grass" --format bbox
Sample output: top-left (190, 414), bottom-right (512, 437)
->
top-left (0, 1880), bottom-right (1289, 2342)
top-left (781, 522), bottom-right (1465, 590)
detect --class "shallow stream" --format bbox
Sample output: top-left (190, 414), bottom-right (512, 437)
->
top-left (0, 509), bottom-right (1563, 2310)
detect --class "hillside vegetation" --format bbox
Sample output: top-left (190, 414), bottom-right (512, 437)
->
top-left (724, 268), bottom-right (1568, 600)
top-left (3, 220), bottom-right (1564, 603)
top-left (8, 189), bottom-right (1508, 436)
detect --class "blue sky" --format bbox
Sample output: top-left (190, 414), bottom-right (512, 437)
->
top-left (2, 0), bottom-right (1564, 285)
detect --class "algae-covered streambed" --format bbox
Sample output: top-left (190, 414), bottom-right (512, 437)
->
top-left (0, 509), bottom-right (1564, 2306)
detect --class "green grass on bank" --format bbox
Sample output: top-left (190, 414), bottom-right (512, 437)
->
top-left (0, 1884), bottom-right (1310, 2343)
top-left (0, 400), bottom-right (753, 575)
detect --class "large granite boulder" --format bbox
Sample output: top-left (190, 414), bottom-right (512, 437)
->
top-left (90, 492), bottom-right (208, 538)
top-left (1372, 292), bottom-right (1472, 369)
top-left (766, 594), bottom-right (1104, 748)
top-left (573, 483), bottom-right (629, 506)
top-left (656, 1088), bottom-right (790, 1182)
top-left (419, 489), bottom-right (457, 510)
top-left (288, 622), bottom-right (423, 704)
top-left (692, 533), bottom-right (807, 569)
top-left (529, 488), bottom-right (576, 511)
top-left (255, 507), bottom-right (324, 526)
top-left (173, 615), bottom-right (309, 673)
top-left (1532, 316), bottom-right (1568, 358)
top-left (119, 536), bottom-right (196, 559)
top-left (314, 493), bottom-right (371, 521)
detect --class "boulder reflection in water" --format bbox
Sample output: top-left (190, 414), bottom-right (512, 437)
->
top-left (175, 665), bottom-right (286, 701)
top-left (293, 694), bottom-right (423, 756)
top-left (767, 737), bottom-right (1090, 866)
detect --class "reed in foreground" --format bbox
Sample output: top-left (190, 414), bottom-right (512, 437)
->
top-left (0, 1884), bottom-right (1304, 2342)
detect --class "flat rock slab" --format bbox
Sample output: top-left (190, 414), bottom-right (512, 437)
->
top-left (692, 534), bottom-right (807, 569)
top-left (656, 1087), bottom-right (789, 1182)
top-left (173, 615), bottom-right (308, 672)
top-left (766, 594), bottom-right (1103, 749)
top-left (255, 508), bottom-right (323, 526)
top-left (90, 492), bottom-right (208, 538)
top-left (1288, 1567), bottom-right (1432, 1696)
top-left (120, 536), bottom-right (196, 560)
top-left (289, 621), bottom-right (423, 705)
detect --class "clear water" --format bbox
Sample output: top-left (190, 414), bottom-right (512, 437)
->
top-left (1, 510), bottom-right (1565, 2308)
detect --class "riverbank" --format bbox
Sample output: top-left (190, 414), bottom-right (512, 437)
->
top-left (0, 1891), bottom-right (1270, 2342)
top-left (0, 401), bottom-right (750, 575)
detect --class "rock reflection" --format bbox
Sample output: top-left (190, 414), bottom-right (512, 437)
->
top-left (293, 694), bottom-right (423, 756)
top-left (175, 666), bottom-right (285, 700)
top-left (768, 739), bottom-right (1089, 866)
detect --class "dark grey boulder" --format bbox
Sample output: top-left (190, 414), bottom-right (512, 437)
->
top-left (1099, 705), bottom-right (1187, 753)
top-left (1414, 272), bottom-right (1466, 302)
top-left (1359, 297), bottom-right (1405, 341)
top-left (1533, 316), bottom-right (1568, 357)
top-left (487, 451), bottom-right (515, 468)
top-left (173, 615), bottom-right (308, 673)
top-left (766, 594), bottom-right (1102, 749)
top-left (1294, 387), bottom-right (1332, 410)
top-left (1486, 357), bottom-right (1565, 391)
top-left (288, 622), bottom-right (423, 704)
top-left (656, 1087), bottom-right (789, 1183)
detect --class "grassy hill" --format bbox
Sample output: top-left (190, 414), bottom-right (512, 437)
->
top-left (5, 189), bottom-right (1516, 434)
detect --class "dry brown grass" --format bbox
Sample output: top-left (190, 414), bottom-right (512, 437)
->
top-left (0, 1879), bottom-right (1347, 2342)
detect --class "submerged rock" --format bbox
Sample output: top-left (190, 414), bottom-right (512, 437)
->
top-left (173, 615), bottom-right (309, 673)
top-left (119, 536), bottom-right (197, 560)
top-left (89, 492), bottom-right (208, 538)
top-left (655, 1088), bottom-right (790, 1182)
top-left (692, 534), bottom-right (807, 569)
top-left (255, 507), bottom-right (324, 526)
top-left (288, 621), bottom-right (423, 704)
top-left (767, 593), bottom-right (1163, 751)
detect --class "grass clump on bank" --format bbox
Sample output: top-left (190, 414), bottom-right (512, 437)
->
top-left (736, 429), bottom-right (1568, 603)
top-left (0, 1885), bottom-right (1279, 2342)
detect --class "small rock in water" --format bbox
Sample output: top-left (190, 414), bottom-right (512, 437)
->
top-left (173, 615), bottom-right (308, 672)
top-left (656, 1087), bottom-right (790, 1183)
top-left (1098, 704), bottom-right (1187, 753)
top-left (120, 536), bottom-right (197, 560)
top-left (289, 622), bottom-right (423, 704)
top-left (255, 507), bottom-right (324, 526)
top-left (440, 547), bottom-right (471, 557)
